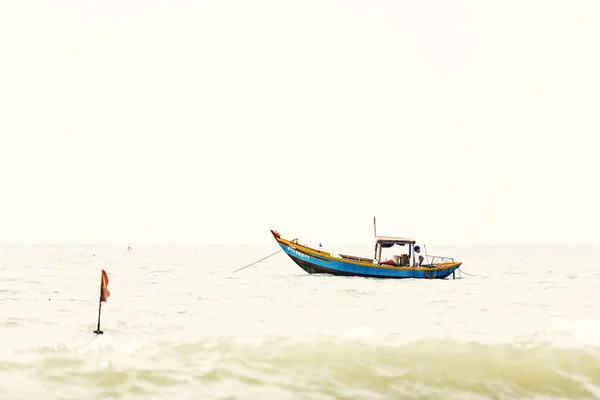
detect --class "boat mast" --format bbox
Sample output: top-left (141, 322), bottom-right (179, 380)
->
top-left (373, 216), bottom-right (377, 237)
top-left (373, 216), bottom-right (378, 261)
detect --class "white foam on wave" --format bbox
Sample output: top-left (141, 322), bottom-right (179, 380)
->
top-left (511, 319), bottom-right (600, 351)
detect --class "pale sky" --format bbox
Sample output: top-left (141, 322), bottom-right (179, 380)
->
top-left (1, 1), bottom-right (599, 246)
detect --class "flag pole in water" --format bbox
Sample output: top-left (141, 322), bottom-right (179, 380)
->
top-left (94, 269), bottom-right (110, 335)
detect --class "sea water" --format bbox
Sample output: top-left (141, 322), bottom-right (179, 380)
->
top-left (1, 244), bottom-right (599, 399)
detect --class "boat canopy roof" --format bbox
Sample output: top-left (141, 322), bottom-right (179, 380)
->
top-left (375, 235), bottom-right (416, 246)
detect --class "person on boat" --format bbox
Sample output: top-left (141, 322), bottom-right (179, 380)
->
top-left (413, 246), bottom-right (425, 267)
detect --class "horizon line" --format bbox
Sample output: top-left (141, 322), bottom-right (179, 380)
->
top-left (0, 242), bottom-right (598, 247)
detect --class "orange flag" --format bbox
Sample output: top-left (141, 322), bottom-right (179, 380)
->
top-left (100, 269), bottom-right (110, 302)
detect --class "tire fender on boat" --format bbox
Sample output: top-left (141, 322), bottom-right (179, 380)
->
top-left (426, 268), bottom-right (437, 279)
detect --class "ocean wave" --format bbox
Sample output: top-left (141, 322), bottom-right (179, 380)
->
top-left (2, 335), bottom-right (599, 400)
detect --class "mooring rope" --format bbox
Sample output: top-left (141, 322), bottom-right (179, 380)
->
top-left (233, 250), bottom-right (282, 273)
top-left (459, 269), bottom-right (476, 277)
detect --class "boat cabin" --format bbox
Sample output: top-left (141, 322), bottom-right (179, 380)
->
top-left (374, 236), bottom-right (416, 266)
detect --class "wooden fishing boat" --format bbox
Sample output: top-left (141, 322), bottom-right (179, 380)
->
top-left (270, 229), bottom-right (462, 279)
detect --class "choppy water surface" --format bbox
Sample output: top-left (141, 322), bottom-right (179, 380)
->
top-left (1, 244), bottom-right (599, 399)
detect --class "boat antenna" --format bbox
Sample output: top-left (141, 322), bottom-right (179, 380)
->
top-left (373, 216), bottom-right (377, 238)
